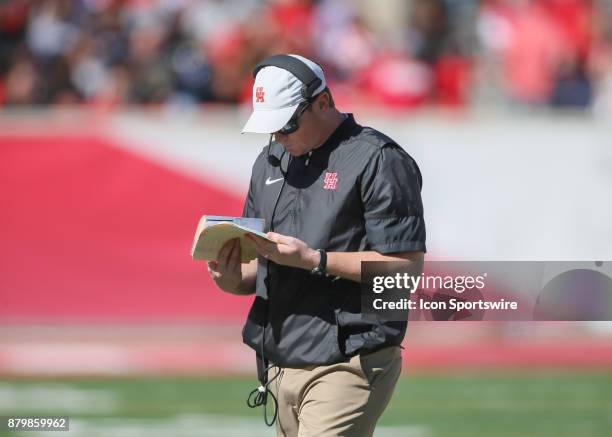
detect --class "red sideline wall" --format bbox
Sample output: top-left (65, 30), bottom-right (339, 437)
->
top-left (0, 131), bottom-right (253, 322)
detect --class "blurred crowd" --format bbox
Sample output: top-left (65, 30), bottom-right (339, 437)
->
top-left (1, 0), bottom-right (612, 112)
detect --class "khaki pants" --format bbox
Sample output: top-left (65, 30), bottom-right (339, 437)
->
top-left (268, 346), bottom-right (402, 437)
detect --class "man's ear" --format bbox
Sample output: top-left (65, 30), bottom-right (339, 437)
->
top-left (318, 93), bottom-right (330, 111)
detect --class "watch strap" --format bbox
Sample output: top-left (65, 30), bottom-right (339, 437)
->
top-left (310, 249), bottom-right (327, 276)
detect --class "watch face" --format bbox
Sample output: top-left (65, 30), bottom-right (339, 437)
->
top-left (311, 249), bottom-right (326, 277)
top-left (311, 267), bottom-right (324, 277)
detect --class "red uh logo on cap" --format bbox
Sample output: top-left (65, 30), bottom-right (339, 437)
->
top-left (323, 172), bottom-right (338, 190)
top-left (255, 87), bottom-right (265, 103)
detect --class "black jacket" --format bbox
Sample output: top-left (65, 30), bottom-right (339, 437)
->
top-left (242, 114), bottom-right (426, 367)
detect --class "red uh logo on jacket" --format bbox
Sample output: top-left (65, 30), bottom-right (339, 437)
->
top-left (323, 172), bottom-right (338, 190)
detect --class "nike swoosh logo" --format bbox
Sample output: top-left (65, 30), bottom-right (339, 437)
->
top-left (265, 177), bottom-right (284, 185)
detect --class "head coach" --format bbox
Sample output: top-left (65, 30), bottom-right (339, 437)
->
top-left (206, 54), bottom-right (426, 436)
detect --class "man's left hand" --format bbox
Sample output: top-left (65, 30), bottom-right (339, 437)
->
top-left (247, 232), bottom-right (319, 270)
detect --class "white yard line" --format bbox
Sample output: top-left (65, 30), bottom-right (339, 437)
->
top-left (0, 383), bottom-right (119, 414)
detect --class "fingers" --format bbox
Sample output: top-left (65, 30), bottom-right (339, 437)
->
top-left (218, 238), bottom-right (242, 267)
top-left (246, 233), bottom-right (268, 247)
top-left (247, 234), bottom-right (274, 254)
top-left (207, 261), bottom-right (221, 279)
top-left (266, 232), bottom-right (291, 245)
top-left (208, 239), bottom-right (241, 284)
top-left (265, 232), bottom-right (280, 243)
top-left (217, 239), bottom-right (234, 266)
top-left (228, 238), bottom-right (241, 268)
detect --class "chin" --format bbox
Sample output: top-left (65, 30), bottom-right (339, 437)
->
top-left (284, 146), bottom-right (303, 156)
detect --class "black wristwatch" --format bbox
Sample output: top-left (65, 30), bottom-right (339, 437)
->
top-left (310, 249), bottom-right (327, 277)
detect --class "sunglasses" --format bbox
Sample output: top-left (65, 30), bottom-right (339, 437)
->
top-left (276, 100), bottom-right (312, 135)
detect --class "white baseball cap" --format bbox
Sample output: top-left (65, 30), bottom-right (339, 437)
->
top-left (241, 54), bottom-right (327, 134)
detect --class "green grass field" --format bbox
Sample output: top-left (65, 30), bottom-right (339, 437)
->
top-left (1, 372), bottom-right (611, 436)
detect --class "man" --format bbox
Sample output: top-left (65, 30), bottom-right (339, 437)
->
top-left (207, 54), bottom-right (426, 437)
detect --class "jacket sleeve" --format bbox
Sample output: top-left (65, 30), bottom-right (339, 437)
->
top-left (359, 144), bottom-right (426, 253)
top-left (242, 174), bottom-right (259, 219)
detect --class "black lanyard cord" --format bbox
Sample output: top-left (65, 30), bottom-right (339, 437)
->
top-left (246, 141), bottom-right (291, 427)
top-left (246, 363), bottom-right (282, 426)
